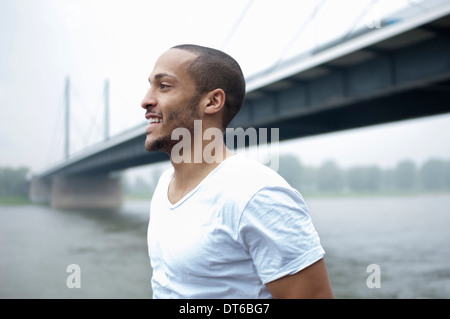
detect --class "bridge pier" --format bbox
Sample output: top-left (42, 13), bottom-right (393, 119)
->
top-left (29, 176), bottom-right (51, 204)
top-left (30, 175), bottom-right (123, 209)
top-left (51, 175), bottom-right (123, 209)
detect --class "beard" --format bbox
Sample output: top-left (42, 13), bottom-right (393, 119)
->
top-left (145, 95), bottom-right (200, 154)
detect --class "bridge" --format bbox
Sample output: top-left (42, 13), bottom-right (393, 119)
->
top-left (30, 2), bottom-right (450, 208)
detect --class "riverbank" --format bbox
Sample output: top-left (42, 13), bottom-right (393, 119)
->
top-left (104, 189), bottom-right (450, 203)
top-left (2, 190), bottom-right (449, 206)
top-left (0, 196), bottom-right (32, 205)
top-left (301, 189), bottom-right (450, 199)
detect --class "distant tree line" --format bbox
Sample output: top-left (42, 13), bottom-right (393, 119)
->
top-left (2, 155), bottom-right (450, 200)
top-left (0, 166), bottom-right (30, 198)
top-left (277, 154), bottom-right (450, 193)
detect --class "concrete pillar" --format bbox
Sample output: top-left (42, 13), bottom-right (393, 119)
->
top-left (51, 175), bottom-right (123, 209)
top-left (29, 176), bottom-right (51, 204)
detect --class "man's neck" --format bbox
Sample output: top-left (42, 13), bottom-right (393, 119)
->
top-left (168, 142), bottom-right (234, 204)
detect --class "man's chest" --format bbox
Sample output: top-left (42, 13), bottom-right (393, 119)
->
top-left (148, 204), bottom-right (249, 276)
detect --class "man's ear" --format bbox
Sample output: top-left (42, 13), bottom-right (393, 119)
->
top-left (203, 89), bottom-right (226, 115)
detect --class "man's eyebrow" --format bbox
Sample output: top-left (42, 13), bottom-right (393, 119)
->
top-left (148, 73), bottom-right (177, 83)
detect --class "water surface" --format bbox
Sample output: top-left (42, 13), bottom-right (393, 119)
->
top-left (1, 194), bottom-right (449, 298)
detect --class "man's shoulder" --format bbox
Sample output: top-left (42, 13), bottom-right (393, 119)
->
top-left (218, 154), bottom-right (290, 194)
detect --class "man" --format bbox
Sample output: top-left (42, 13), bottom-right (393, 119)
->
top-left (141, 44), bottom-right (333, 299)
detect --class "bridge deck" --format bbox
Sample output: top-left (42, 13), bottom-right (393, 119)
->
top-left (40, 3), bottom-right (450, 178)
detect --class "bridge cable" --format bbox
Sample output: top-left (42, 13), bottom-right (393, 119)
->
top-left (70, 81), bottom-right (104, 150)
top-left (270, 0), bottom-right (328, 70)
top-left (69, 83), bottom-right (89, 151)
top-left (220, 0), bottom-right (255, 50)
top-left (45, 90), bottom-right (65, 167)
top-left (84, 96), bottom-right (103, 147)
top-left (407, 0), bottom-right (429, 13)
top-left (341, 0), bottom-right (380, 41)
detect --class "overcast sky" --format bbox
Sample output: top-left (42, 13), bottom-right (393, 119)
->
top-left (1, 0), bottom-right (450, 174)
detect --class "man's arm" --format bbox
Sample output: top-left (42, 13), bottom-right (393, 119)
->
top-left (265, 258), bottom-right (334, 299)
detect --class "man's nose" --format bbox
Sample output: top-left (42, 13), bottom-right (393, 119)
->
top-left (141, 89), bottom-right (157, 110)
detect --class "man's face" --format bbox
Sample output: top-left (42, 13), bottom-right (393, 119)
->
top-left (141, 49), bottom-right (200, 153)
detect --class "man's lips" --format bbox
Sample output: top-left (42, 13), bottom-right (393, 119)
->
top-left (145, 111), bottom-right (163, 120)
top-left (145, 112), bottom-right (163, 134)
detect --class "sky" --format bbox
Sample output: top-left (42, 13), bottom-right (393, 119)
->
top-left (1, 0), bottom-right (450, 175)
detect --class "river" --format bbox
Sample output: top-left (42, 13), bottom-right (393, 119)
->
top-left (1, 194), bottom-right (449, 298)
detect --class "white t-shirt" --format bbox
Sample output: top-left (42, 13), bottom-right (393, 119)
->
top-left (147, 154), bottom-right (325, 299)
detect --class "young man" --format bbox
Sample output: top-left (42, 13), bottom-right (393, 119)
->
top-left (141, 44), bottom-right (333, 299)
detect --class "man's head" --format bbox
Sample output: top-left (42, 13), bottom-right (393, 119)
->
top-left (171, 44), bottom-right (246, 129)
top-left (141, 44), bottom-right (245, 154)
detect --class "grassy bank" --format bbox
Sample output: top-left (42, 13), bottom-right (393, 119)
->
top-left (3, 191), bottom-right (448, 206)
top-left (124, 190), bottom-right (450, 202)
top-left (301, 189), bottom-right (450, 199)
top-left (0, 196), bottom-right (32, 205)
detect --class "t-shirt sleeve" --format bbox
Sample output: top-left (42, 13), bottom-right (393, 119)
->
top-left (237, 186), bottom-right (325, 284)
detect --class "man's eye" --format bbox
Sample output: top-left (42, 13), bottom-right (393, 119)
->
top-left (160, 83), bottom-right (169, 89)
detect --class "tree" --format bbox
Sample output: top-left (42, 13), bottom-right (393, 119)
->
top-left (420, 159), bottom-right (448, 191)
top-left (366, 166), bottom-right (382, 191)
top-left (346, 167), bottom-right (364, 191)
top-left (317, 160), bottom-right (344, 192)
top-left (445, 160), bottom-right (450, 190)
top-left (298, 165), bottom-right (317, 192)
top-left (380, 168), bottom-right (396, 190)
top-left (0, 166), bottom-right (30, 197)
top-left (394, 160), bottom-right (416, 190)
top-left (346, 166), bottom-right (382, 192)
top-left (277, 154), bottom-right (303, 190)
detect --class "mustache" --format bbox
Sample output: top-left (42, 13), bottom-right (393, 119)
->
top-left (146, 110), bottom-right (163, 117)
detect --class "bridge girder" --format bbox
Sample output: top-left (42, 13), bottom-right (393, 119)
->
top-left (39, 6), bottom-right (450, 178)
